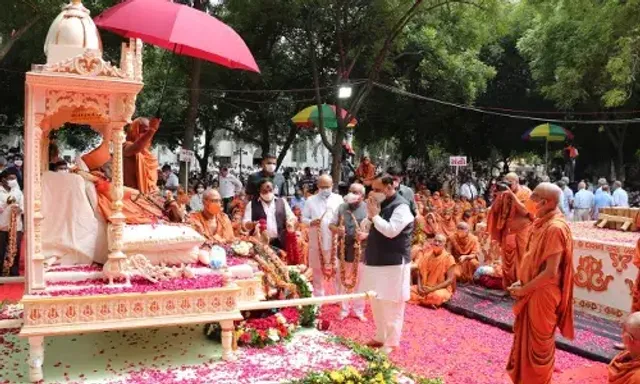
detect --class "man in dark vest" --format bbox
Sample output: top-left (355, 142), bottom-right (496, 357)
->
top-left (387, 166), bottom-right (417, 216)
top-left (359, 173), bottom-right (414, 355)
top-left (242, 179), bottom-right (295, 249)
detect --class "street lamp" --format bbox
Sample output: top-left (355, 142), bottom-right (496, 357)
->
top-left (338, 84), bottom-right (352, 99)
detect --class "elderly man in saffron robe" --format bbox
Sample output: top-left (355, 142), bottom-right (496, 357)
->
top-left (189, 189), bottom-right (235, 245)
top-left (487, 172), bottom-right (534, 289)
top-left (123, 117), bottom-right (161, 194)
top-left (448, 222), bottom-right (480, 283)
top-left (408, 234), bottom-right (457, 308)
top-left (609, 312), bottom-right (640, 384)
top-left (506, 182), bottom-right (574, 384)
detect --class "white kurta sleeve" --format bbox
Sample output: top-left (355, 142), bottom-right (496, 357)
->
top-left (301, 198), bottom-right (312, 225)
top-left (283, 199), bottom-right (296, 222)
top-left (371, 204), bottom-right (414, 239)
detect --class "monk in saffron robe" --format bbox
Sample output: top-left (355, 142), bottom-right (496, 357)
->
top-left (439, 209), bottom-right (457, 238)
top-left (506, 182), bottom-right (574, 384)
top-left (431, 191), bottom-right (443, 211)
top-left (423, 212), bottom-right (441, 239)
top-left (442, 194), bottom-right (455, 212)
top-left (123, 117), bottom-right (160, 194)
top-left (354, 155), bottom-right (376, 187)
top-left (448, 222), bottom-right (480, 283)
top-left (409, 234), bottom-right (457, 307)
top-left (188, 189), bottom-right (235, 245)
top-left (609, 312), bottom-right (640, 384)
top-left (487, 172), bottom-right (534, 288)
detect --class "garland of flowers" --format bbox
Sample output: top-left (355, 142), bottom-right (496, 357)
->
top-left (2, 206), bottom-right (19, 276)
top-left (204, 269), bottom-right (316, 346)
top-left (249, 237), bottom-right (297, 295)
top-left (333, 211), bottom-right (362, 292)
top-left (316, 212), bottom-right (336, 280)
top-left (287, 337), bottom-right (444, 384)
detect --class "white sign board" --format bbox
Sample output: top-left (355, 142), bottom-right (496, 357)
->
top-left (449, 156), bottom-right (467, 167)
top-left (179, 148), bottom-right (195, 163)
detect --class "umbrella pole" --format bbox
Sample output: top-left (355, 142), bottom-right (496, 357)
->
top-left (545, 139), bottom-right (548, 174)
top-left (155, 45), bottom-right (177, 117)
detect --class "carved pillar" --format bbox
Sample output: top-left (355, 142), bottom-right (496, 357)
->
top-left (30, 115), bottom-right (46, 291)
top-left (103, 121), bottom-right (129, 285)
top-left (134, 38), bottom-right (143, 82)
top-left (220, 320), bottom-right (237, 361)
top-left (28, 336), bottom-right (44, 382)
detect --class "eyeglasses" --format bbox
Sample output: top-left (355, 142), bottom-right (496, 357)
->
top-left (205, 198), bottom-right (222, 203)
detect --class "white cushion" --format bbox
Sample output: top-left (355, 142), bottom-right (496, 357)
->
top-left (118, 224), bottom-right (205, 252)
top-left (134, 246), bottom-right (200, 265)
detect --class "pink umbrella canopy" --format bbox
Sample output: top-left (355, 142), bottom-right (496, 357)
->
top-left (94, 0), bottom-right (260, 73)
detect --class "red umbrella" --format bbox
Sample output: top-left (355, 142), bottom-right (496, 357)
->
top-left (94, 0), bottom-right (259, 73)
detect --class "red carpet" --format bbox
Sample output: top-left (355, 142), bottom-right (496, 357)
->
top-left (320, 303), bottom-right (608, 384)
top-left (0, 283), bottom-right (24, 302)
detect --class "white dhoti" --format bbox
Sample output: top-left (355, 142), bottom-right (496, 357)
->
top-left (573, 208), bottom-right (591, 222)
top-left (338, 262), bottom-right (366, 317)
top-left (308, 218), bottom-right (338, 297)
top-left (360, 261), bottom-right (411, 348)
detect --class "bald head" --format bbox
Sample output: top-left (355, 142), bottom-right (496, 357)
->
top-left (505, 172), bottom-right (519, 183)
top-left (532, 182), bottom-right (562, 203)
top-left (623, 312), bottom-right (640, 355)
top-left (203, 188), bottom-right (221, 201)
top-left (457, 222), bottom-right (470, 231)
top-left (578, 181), bottom-right (586, 190)
top-left (614, 180), bottom-right (622, 189)
top-left (434, 233), bottom-right (447, 243)
top-left (317, 174), bottom-right (333, 189)
top-left (598, 178), bottom-right (607, 186)
top-left (349, 182), bottom-right (365, 195)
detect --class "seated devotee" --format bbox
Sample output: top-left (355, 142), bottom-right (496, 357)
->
top-left (231, 208), bottom-right (247, 238)
top-left (51, 160), bottom-right (69, 172)
top-left (229, 190), bottom-right (247, 216)
top-left (243, 179), bottom-right (295, 250)
top-left (609, 312), bottom-right (640, 383)
top-left (423, 212), bottom-right (441, 239)
top-left (188, 189), bottom-right (235, 260)
top-left (462, 209), bottom-right (475, 229)
top-left (439, 209), bottom-right (457, 237)
top-left (442, 193), bottom-right (455, 211)
top-left (0, 167), bottom-right (23, 276)
top-left (448, 222), bottom-right (480, 283)
top-left (408, 234), bottom-right (457, 308)
top-left (189, 182), bottom-right (206, 213)
top-left (431, 191), bottom-right (443, 211)
top-left (123, 117), bottom-right (161, 194)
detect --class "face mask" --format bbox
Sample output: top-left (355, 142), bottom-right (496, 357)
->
top-left (432, 245), bottom-right (444, 254)
top-left (371, 191), bottom-right (386, 203)
top-left (7, 179), bottom-right (18, 189)
top-left (319, 188), bottom-right (332, 198)
top-left (261, 192), bottom-right (274, 202)
top-left (14, 160), bottom-right (23, 167)
top-left (264, 164), bottom-right (276, 173)
top-left (344, 193), bottom-right (360, 204)
top-left (205, 202), bottom-right (222, 215)
top-left (59, 169), bottom-right (69, 173)
top-left (457, 230), bottom-right (468, 238)
top-left (197, 188), bottom-right (204, 194)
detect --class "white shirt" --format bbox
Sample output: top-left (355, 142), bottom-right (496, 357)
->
top-left (613, 188), bottom-right (629, 207)
top-left (189, 193), bottom-right (204, 212)
top-left (573, 189), bottom-right (595, 210)
top-left (360, 202), bottom-right (414, 302)
top-left (242, 198), bottom-right (294, 239)
top-left (165, 172), bottom-right (179, 191)
top-left (459, 183), bottom-right (478, 200)
top-left (218, 174), bottom-right (242, 199)
top-left (302, 193), bottom-right (344, 269)
top-left (0, 186), bottom-right (23, 232)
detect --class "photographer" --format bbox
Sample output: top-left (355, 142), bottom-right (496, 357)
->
top-left (487, 172), bottom-right (534, 290)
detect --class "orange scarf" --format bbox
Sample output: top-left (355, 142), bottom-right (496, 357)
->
top-left (609, 351), bottom-right (640, 384)
top-left (189, 211), bottom-right (234, 243)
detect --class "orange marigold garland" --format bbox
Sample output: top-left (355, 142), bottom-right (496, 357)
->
top-left (316, 212), bottom-right (336, 280)
top-left (333, 211), bottom-right (362, 292)
top-left (2, 206), bottom-right (19, 276)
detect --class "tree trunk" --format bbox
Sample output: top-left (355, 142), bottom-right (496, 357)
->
top-left (198, 127), bottom-right (214, 178)
top-left (0, 15), bottom-right (41, 63)
top-left (605, 125), bottom-right (627, 182)
top-left (276, 125), bottom-right (298, 171)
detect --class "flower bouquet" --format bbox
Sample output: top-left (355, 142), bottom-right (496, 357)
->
top-left (231, 240), bottom-right (255, 257)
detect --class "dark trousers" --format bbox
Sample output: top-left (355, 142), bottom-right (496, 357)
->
top-left (223, 197), bottom-right (233, 215)
top-left (0, 230), bottom-right (22, 277)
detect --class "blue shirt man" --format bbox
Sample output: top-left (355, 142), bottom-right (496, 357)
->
top-left (593, 186), bottom-right (613, 219)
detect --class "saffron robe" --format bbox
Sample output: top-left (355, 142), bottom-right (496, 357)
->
top-left (94, 178), bottom-right (164, 224)
top-left (449, 233), bottom-right (481, 283)
top-left (487, 188), bottom-right (533, 288)
top-left (506, 210), bottom-right (574, 384)
top-left (123, 119), bottom-right (159, 194)
top-left (439, 214), bottom-right (457, 238)
top-left (609, 351), bottom-right (640, 384)
top-left (188, 211), bottom-right (235, 244)
top-left (408, 250), bottom-right (456, 307)
top-left (632, 239), bottom-right (640, 313)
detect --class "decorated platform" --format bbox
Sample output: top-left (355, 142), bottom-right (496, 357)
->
top-left (568, 222), bottom-right (640, 319)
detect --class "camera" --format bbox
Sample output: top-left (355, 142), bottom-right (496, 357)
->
top-left (496, 181), bottom-right (512, 191)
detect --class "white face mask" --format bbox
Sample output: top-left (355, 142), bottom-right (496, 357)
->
top-left (196, 188), bottom-right (204, 194)
top-left (344, 193), bottom-right (361, 204)
top-left (264, 164), bottom-right (276, 173)
top-left (261, 192), bottom-right (274, 202)
top-left (14, 160), bottom-right (23, 167)
top-left (371, 191), bottom-right (386, 203)
top-left (319, 188), bottom-right (332, 198)
top-left (7, 179), bottom-right (18, 189)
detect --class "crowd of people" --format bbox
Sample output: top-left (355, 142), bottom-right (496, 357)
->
top-left (2, 116), bottom-right (640, 384)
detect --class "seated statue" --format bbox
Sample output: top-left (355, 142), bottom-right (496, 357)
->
top-left (187, 189), bottom-right (235, 265)
top-left (408, 234), bottom-right (457, 308)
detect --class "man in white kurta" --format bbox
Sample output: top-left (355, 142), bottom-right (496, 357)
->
top-left (302, 175), bottom-right (344, 296)
top-left (360, 174), bottom-right (414, 355)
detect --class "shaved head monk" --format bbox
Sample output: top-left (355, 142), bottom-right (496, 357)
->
top-left (487, 172), bottom-right (534, 289)
top-left (506, 182), bottom-right (574, 384)
top-left (448, 222), bottom-right (480, 283)
top-left (609, 312), bottom-right (640, 383)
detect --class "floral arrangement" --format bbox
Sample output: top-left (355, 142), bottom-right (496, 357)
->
top-left (237, 307), bottom-right (300, 347)
top-left (289, 269), bottom-right (317, 327)
top-left (288, 338), bottom-right (444, 384)
top-left (231, 240), bottom-right (254, 257)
